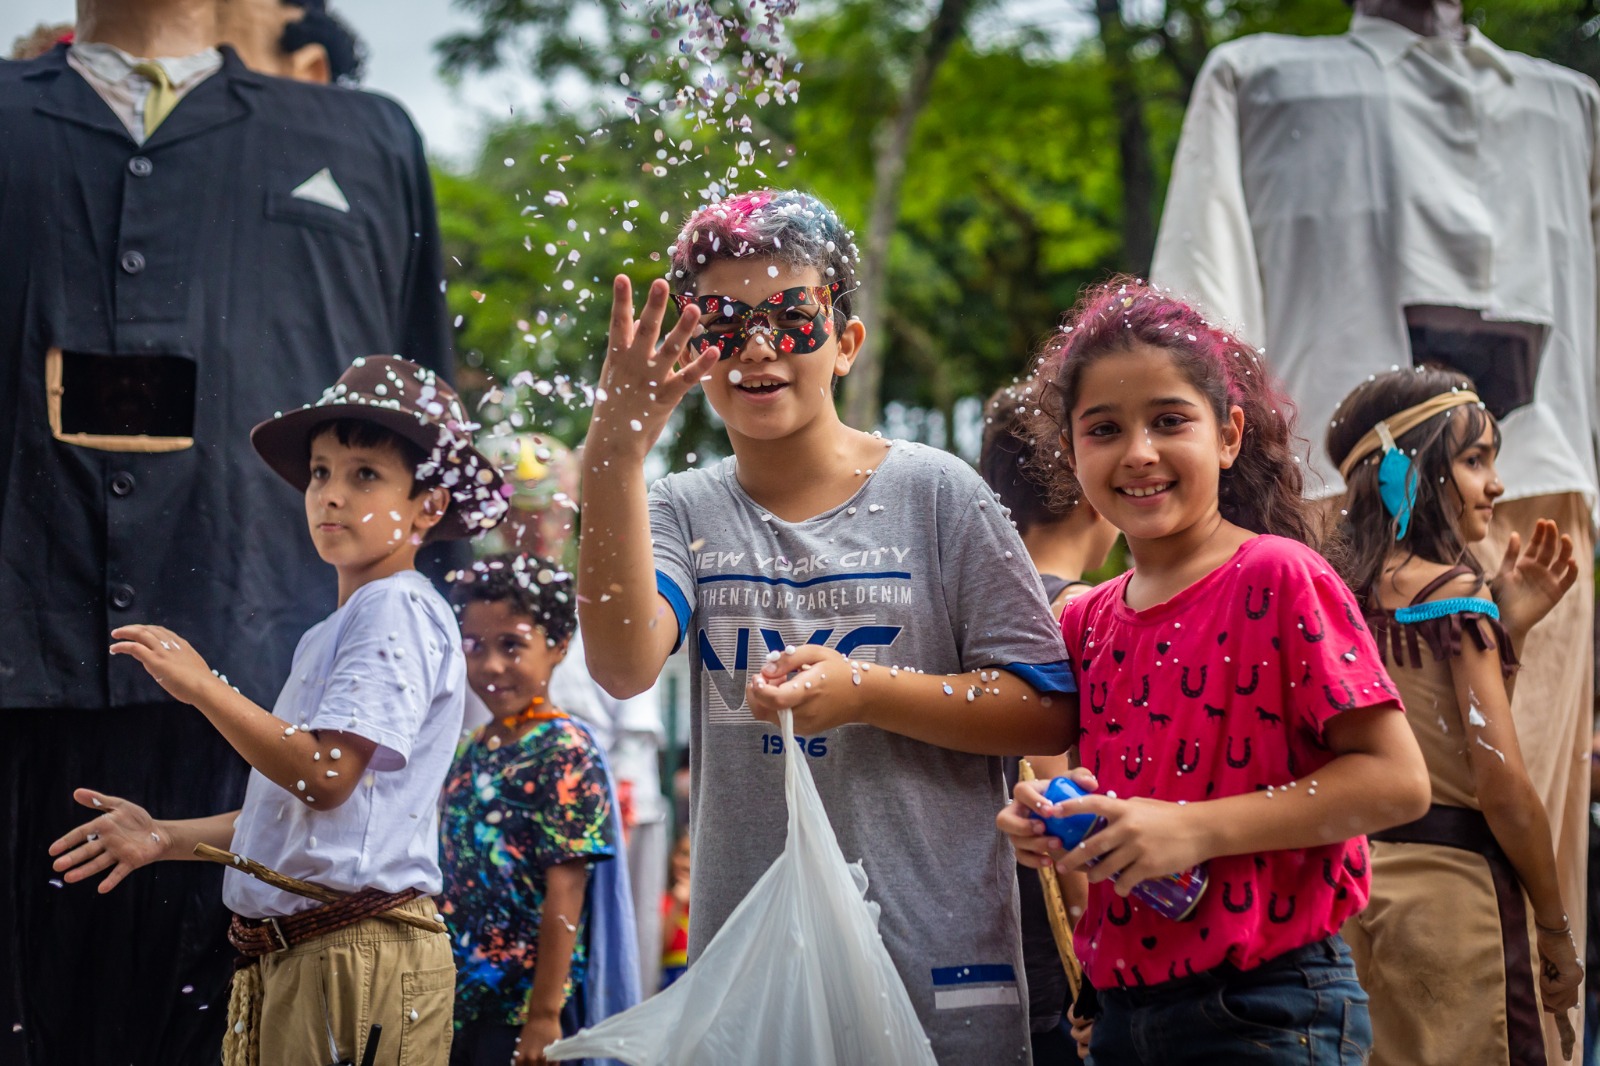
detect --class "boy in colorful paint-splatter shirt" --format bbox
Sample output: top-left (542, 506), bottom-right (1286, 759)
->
top-left (440, 555), bottom-right (619, 1066)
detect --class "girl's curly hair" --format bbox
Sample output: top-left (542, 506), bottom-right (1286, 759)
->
top-left (1030, 277), bottom-right (1317, 546)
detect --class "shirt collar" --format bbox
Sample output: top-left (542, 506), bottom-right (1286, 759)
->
top-left (1348, 13), bottom-right (1516, 81)
top-left (70, 41), bottom-right (223, 90)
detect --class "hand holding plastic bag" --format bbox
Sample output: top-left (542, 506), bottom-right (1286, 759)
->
top-left (546, 710), bottom-right (937, 1066)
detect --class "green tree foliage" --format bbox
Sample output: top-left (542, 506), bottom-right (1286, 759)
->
top-left (434, 0), bottom-right (1598, 460)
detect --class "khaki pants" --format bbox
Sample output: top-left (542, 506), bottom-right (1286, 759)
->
top-left (1476, 492), bottom-right (1595, 1065)
top-left (224, 897), bottom-right (455, 1066)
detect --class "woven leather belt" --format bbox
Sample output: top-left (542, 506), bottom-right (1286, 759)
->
top-left (229, 887), bottom-right (425, 957)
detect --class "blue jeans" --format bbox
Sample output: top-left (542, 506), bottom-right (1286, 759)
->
top-left (1090, 935), bottom-right (1371, 1065)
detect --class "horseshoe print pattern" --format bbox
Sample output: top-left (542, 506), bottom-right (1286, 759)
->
top-left (1054, 536), bottom-right (1396, 988)
top-left (1234, 664), bottom-right (1260, 696)
top-left (1322, 858), bottom-right (1349, 901)
top-left (1122, 743), bottom-right (1146, 780)
top-left (1323, 680), bottom-right (1357, 711)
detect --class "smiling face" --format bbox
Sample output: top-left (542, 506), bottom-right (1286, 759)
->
top-left (305, 427), bottom-right (442, 583)
top-left (1446, 418), bottom-right (1503, 543)
top-left (459, 599), bottom-right (568, 719)
top-left (1066, 344), bottom-right (1244, 551)
top-left (689, 257), bottom-right (861, 444)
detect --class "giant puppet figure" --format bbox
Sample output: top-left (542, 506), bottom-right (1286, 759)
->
top-left (0, 1), bottom-right (454, 1062)
top-left (1152, 2), bottom-right (1600, 1060)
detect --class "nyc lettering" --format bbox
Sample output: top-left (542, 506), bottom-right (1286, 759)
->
top-left (762, 733), bottom-right (829, 758)
top-left (699, 622), bottom-right (903, 715)
top-left (699, 624), bottom-right (904, 673)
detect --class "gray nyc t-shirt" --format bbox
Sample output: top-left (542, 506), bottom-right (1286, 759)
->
top-left (649, 441), bottom-right (1074, 1064)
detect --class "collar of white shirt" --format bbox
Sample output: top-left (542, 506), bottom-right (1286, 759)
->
top-left (1348, 13), bottom-right (1516, 81)
top-left (70, 41), bottom-right (222, 91)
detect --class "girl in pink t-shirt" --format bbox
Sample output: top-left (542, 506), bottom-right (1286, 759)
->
top-left (996, 279), bottom-right (1429, 1065)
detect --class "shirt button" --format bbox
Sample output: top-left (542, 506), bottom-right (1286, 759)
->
top-left (128, 156), bottom-right (153, 177)
top-left (120, 251), bottom-right (146, 274)
top-left (110, 472), bottom-right (136, 497)
top-left (110, 584), bottom-right (136, 610)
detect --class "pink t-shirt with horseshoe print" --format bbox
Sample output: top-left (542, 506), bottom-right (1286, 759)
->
top-left (1059, 535), bottom-right (1402, 990)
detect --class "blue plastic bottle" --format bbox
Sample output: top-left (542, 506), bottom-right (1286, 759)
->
top-left (1027, 776), bottom-right (1209, 921)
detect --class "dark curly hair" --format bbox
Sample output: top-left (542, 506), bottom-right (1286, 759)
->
top-left (450, 553), bottom-right (576, 645)
top-left (1325, 367), bottom-right (1499, 602)
top-left (980, 378), bottom-right (1083, 535)
top-left (1030, 277), bottom-right (1317, 546)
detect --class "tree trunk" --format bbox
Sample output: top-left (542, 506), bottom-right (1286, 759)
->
top-left (1095, 0), bottom-right (1157, 274)
top-left (840, 0), bottom-right (976, 432)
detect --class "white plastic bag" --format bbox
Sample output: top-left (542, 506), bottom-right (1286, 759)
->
top-left (546, 710), bottom-right (937, 1066)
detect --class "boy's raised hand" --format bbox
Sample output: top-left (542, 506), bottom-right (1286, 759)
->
top-left (110, 625), bottom-right (222, 707)
top-left (1490, 518), bottom-right (1578, 639)
top-left (590, 275), bottom-right (719, 459)
top-left (48, 789), bottom-right (167, 893)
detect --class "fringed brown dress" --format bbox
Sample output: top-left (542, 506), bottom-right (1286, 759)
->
top-left (1342, 567), bottom-right (1547, 1066)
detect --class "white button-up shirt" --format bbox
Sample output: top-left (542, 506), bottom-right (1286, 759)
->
top-left (66, 42), bottom-right (222, 145)
top-left (1151, 15), bottom-right (1600, 513)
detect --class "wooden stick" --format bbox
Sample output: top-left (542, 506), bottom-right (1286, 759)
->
top-left (193, 843), bottom-right (445, 933)
top-left (1018, 759), bottom-right (1083, 999)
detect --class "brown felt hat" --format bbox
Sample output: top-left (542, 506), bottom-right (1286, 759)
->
top-left (250, 356), bottom-right (509, 540)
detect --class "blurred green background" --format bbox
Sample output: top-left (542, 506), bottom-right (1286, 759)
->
top-left (431, 0), bottom-right (1599, 470)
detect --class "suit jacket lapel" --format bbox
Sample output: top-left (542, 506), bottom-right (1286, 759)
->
top-left (30, 46), bottom-right (259, 151)
top-left (29, 48), bottom-right (133, 144)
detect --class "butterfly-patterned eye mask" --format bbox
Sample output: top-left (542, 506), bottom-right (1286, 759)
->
top-left (674, 286), bottom-right (835, 360)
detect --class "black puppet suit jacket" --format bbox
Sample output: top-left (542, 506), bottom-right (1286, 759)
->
top-left (0, 44), bottom-right (456, 712)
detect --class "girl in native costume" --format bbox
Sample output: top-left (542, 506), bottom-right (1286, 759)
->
top-left (1329, 367), bottom-right (1584, 1065)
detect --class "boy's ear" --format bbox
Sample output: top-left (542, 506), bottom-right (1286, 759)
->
top-left (287, 43), bottom-right (331, 85)
top-left (831, 318), bottom-right (867, 378)
top-left (416, 486), bottom-right (450, 531)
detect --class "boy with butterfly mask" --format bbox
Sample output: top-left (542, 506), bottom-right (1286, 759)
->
top-left (576, 189), bottom-right (1076, 1062)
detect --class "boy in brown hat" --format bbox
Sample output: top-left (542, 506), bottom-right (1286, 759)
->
top-left (48, 356), bottom-right (508, 1065)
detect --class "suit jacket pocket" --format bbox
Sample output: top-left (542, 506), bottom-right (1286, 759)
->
top-left (264, 189), bottom-right (366, 243)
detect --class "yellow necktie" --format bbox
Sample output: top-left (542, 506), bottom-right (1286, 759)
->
top-left (130, 61), bottom-right (177, 138)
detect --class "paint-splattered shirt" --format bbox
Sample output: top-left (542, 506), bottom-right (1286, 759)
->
top-left (440, 716), bottom-right (616, 1026)
top-left (1061, 535), bottom-right (1400, 989)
